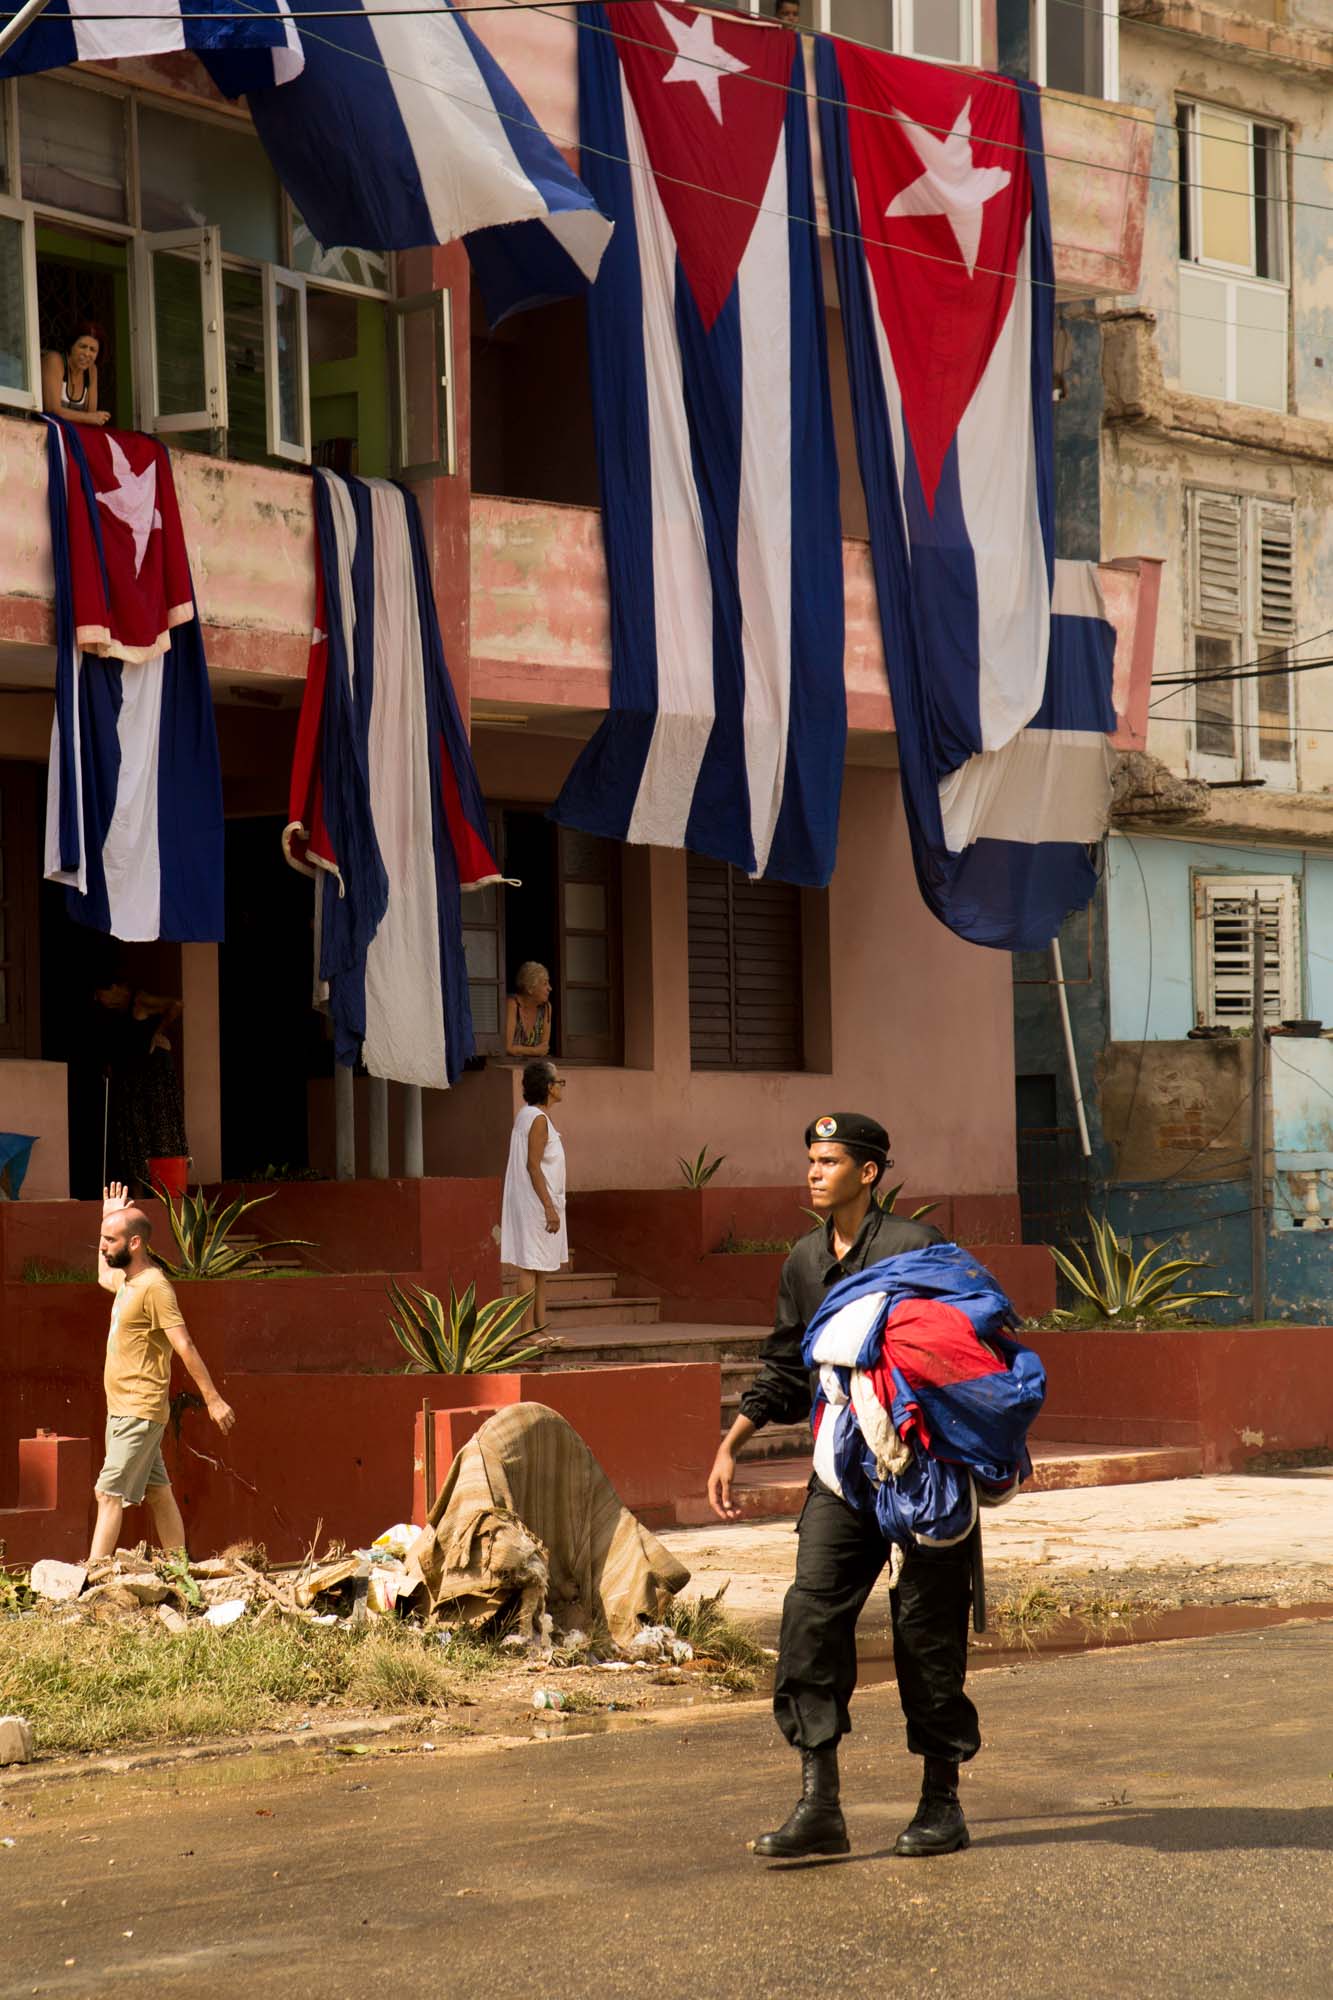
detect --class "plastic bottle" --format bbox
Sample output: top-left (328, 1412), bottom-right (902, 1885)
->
top-left (532, 1688), bottom-right (567, 1711)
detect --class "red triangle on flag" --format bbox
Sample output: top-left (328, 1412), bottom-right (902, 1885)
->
top-left (609, 2), bottom-right (795, 333)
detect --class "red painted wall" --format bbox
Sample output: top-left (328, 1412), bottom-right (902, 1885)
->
top-left (1034, 1325), bottom-right (1333, 1470)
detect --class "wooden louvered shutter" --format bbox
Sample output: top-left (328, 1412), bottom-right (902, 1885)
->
top-left (1253, 502), bottom-right (1295, 775)
top-left (1192, 874), bottom-right (1299, 1028)
top-left (1189, 490), bottom-right (1243, 780)
top-left (687, 856), bottom-right (804, 1071)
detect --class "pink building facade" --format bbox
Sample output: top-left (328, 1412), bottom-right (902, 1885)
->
top-left (0, 24), bottom-right (1157, 1205)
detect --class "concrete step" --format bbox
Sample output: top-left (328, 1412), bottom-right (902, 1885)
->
top-left (538, 1321), bottom-right (759, 1369)
top-left (671, 1442), bottom-right (1206, 1524)
top-left (539, 1296), bottom-right (662, 1334)
top-left (501, 1270), bottom-right (619, 1304)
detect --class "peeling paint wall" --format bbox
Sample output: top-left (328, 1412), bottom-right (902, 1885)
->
top-left (1106, 22), bottom-right (1333, 796)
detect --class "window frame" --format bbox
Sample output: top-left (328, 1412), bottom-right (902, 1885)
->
top-left (1176, 100), bottom-right (1289, 412)
top-left (262, 262), bottom-right (312, 465)
top-left (0, 190), bottom-right (41, 413)
top-left (556, 824), bottom-right (622, 1065)
top-left (390, 287), bottom-right (457, 480)
top-left (132, 222), bottom-right (229, 436)
top-left (1029, 0), bottom-right (1119, 102)
top-left (1187, 487), bottom-right (1296, 788)
top-left (1191, 872), bottom-right (1300, 1030)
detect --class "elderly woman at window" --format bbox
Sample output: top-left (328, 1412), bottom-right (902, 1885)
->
top-left (41, 322), bottom-right (111, 428)
top-left (504, 961), bottom-right (553, 1060)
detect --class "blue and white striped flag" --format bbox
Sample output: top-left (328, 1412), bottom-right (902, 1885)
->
top-left (0, 0), bottom-right (302, 85)
top-left (206, 0), bottom-right (612, 323)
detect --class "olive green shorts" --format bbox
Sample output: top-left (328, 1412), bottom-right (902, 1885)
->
top-left (97, 1415), bottom-right (170, 1504)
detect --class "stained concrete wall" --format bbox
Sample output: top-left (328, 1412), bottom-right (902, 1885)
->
top-left (1105, 21), bottom-right (1333, 793)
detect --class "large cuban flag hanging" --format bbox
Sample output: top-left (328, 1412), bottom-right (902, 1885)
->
top-left (205, 0), bottom-right (612, 325)
top-left (284, 472), bottom-right (502, 1090)
top-left (816, 43), bottom-right (1116, 949)
top-left (0, 0), bottom-right (300, 85)
top-left (552, 3), bottom-right (844, 887)
top-left (42, 421), bottom-right (224, 943)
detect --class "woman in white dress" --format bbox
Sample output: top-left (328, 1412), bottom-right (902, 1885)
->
top-left (500, 1060), bottom-right (568, 1335)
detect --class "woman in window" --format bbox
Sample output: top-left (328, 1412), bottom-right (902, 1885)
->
top-left (500, 1060), bottom-right (568, 1337)
top-left (504, 961), bottom-right (553, 1059)
top-left (41, 322), bottom-right (111, 428)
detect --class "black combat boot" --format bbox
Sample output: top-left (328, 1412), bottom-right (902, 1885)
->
top-left (892, 1756), bottom-right (970, 1857)
top-left (753, 1744), bottom-right (850, 1859)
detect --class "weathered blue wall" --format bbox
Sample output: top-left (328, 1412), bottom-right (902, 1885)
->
top-left (1106, 832), bottom-right (1333, 1040)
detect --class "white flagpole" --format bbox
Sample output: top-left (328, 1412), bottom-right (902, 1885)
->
top-left (0, 0), bottom-right (57, 61)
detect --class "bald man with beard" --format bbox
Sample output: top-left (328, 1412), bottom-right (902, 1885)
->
top-left (90, 1182), bottom-right (235, 1561)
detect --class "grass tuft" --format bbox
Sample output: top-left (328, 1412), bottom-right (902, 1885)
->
top-left (346, 1634), bottom-right (455, 1710)
top-left (666, 1586), bottom-right (767, 1668)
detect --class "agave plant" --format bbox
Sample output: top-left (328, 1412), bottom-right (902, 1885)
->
top-left (678, 1146), bottom-right (726, 1189)
top-left (875, 1181), bottom-right (940, 1223)
top-left (1048, 1212), bottom-right (1231, 1325)
top-left (387, 1279), bottom-right (543, 1374)
top-left (152, 1186), bottom-right (313, 1280)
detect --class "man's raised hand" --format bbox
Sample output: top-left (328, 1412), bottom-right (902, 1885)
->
top-left (102, 1182), bottom-right (129, 1219)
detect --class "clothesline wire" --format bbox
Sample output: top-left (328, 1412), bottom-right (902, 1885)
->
top-left (23, 0), bottom-right (1333, 215)
top-left (140, 0), bottom-right (1300, 346)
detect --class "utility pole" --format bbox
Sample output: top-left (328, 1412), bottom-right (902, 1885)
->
top-left (1250, 893), bottom-right (1268, 1321)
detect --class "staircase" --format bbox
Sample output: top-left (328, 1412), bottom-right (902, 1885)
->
top-left (501, 1264), bottom-right (661, 1331)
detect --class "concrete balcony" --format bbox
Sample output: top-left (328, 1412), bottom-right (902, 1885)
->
top-left (0, 414), bottom-right (315, 690)
top-left (469, 494), bottom-right (1162, 746)
top-left (471, 15), bottom-right (1153, 299)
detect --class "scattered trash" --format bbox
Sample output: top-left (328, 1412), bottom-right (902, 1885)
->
top-left (1, 1837), bottom-right (15, 1849)
top-left (0, 1717), bottom-right (34, 1767)
top-left (532, 1689), bottom-right (567, 1711)
top-left (156, 1604), bottom-right (187, 1635)
top-left (203, 1600), bottom-right (247, 1629)
top-left (29, 1561), bottom-right (87, 1603)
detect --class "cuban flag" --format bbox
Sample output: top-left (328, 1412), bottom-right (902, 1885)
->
top-left (284, 472), bottom-right (502, 1090)
top-left (0, 0), bottom-right (300, 85)
top-left (551, 3), bottom-right (844, 887)
top-left (817, 43), bottom-right (1116, 949)
top-left (204, 0), bottom-right (612, 324)
top-left (43, 421), bottom-right (224, 943)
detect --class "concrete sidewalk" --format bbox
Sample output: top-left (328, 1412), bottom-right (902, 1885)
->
top-left (661, 1470), bottom-right (1333, 1633)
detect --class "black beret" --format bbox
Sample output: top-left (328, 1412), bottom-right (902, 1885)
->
top-left (803, 1112), bottom-right (891, 1160)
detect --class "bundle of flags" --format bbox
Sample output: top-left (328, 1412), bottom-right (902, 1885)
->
top-left (284, 471), bottom-right (502, 1090)
top-left (42, 421), bottom-right (224, 943)
top-left (816, 42), bottom-right (1117, 948)
top-left (552, 1), bottom-right (845, 888)
top-left (802, 1245), bottom-right (1046, 1551)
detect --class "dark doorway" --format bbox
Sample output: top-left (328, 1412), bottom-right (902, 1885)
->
top-left (36, 246), bottom-right (123, 421)
top-left (219, 817), bottom-right (332, 1178)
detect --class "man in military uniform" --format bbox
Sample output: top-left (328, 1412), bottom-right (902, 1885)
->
top-left (708, 1112), bottom-right (978, 1860)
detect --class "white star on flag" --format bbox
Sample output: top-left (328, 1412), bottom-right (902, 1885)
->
top-left (96, 436), bottom-right (163, 577)
top-left (656, 2), bottom-right (748, 124)
top-left (885, 98), bottom-right (1012, 278)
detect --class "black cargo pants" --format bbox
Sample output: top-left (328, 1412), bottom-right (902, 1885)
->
top-left (772, 1481), bottom-right (980, 1763)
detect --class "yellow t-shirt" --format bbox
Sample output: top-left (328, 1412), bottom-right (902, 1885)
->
top-left (104, 1268), bottom-right (185, 1425)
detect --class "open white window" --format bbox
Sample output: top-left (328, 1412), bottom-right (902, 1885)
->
top-left (1177, 102), bottom-right (1287, 412)
top-left (263, 264), bottom-right (311, 465)
top-left (132, 224), bottom-right (227, 435)
top-left (390, 288), bottom-right (455, 480)
top-left (0, 192), bottom-right (40, 414)
top-left (1188, 489), bottom-right (1295, 787)
top-left (1192, 874), bottom-right (1300, 1029)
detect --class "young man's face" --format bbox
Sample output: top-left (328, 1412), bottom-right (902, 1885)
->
top-left (806, 1143), bottom-right (877, 1212)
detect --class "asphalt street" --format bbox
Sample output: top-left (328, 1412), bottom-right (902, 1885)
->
top-left (3, 1623), bottom-right (1332, 2000)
